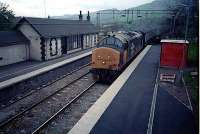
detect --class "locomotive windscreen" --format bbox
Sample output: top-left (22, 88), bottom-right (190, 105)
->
top-left (98, 36), bottom-right (124, 50)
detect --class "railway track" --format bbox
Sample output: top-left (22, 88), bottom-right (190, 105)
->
top-left (0, 63), bottom-right (90, 110)
top-left (37, 83), bottom-right (109, 134)
top-left (0, 66), bottom-right (93, 133)
top-left (0, 73), bottom-right (95, 133)
top-left (0, 56), bottom-right (91, 108)
top-left (32, 81), bottom-right (97, 134)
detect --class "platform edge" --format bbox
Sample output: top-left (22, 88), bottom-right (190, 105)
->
top-left (0, 51), bottom-right (91, 90)
top-left (68, 45), bottom-right (152, 134)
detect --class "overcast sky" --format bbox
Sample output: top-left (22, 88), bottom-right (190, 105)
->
top-left (1, 0), bottom-right (154, 17)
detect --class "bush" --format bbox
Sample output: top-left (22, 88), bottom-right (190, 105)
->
top-left (187, 44), bottom-right (198, 66)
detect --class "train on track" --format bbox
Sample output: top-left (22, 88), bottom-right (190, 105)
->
top-left (90, 31), bottom-right (145, 81)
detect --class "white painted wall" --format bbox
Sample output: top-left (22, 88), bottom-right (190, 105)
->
top-left (91, 35), bottom-right (95, 47)
top-left (94, 34), bottom-right (98, 46)
top-left (83, 34), bottom-right (97, 49)
top-left (45, 38), bottom-right (62, 60)
top-left (0, 44), bottom-right (29, 66)
top-left (18, 22), bottom-right (42, 61)
top-left (83, 35), bottom-right (87, 49)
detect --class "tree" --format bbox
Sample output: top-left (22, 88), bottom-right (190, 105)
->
top-left (166, 0), bottom-right (198, 41)
top-left (0, 2), bottom-right (15, 31)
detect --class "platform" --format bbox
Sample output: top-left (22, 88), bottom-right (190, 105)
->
top-left (68, 45), bottom-right (197, 134)
top-left (0, 48), bottom-right (93, 90)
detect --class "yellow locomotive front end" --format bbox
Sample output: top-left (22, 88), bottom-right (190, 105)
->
top-left (91, 47), bottom-right (120, 70)
top-left (90, 32), bottom-right (129, 81)
top-left (91, 47), bottom-right (121, 81)
top-left (90, 31), bottom-right (144, 82)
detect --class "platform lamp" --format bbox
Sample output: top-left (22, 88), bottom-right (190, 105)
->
top-left (174, 4), bottom-right (190, 41)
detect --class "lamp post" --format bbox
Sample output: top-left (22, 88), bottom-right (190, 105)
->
top-left (172, 4), bottom-right (190, 41)
top-left (184, 6), bottom-right (189, 41)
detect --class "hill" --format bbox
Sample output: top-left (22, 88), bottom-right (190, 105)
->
top-left (52, 0), bottom-right (197, 40)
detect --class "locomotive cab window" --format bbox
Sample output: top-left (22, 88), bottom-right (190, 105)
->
top-left (106, 37), bottom-right (115, 45)
top-left (115, 39), bottom-right (123, 48)
top-left (98, 39), bottom-right (107, 46)
top-left (98, 37), bottom-right (123, 50)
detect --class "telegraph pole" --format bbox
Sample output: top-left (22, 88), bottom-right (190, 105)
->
top-left (96, 12), bottom-right (101, 31)
top-left (126, 10), bottom-right (128, 23)
top-left (113, 9), bottom-right (115, 22)
top-left (132, 10), bottom-right (134, 23)
top-left (185, 7), bottom-right (189, 41)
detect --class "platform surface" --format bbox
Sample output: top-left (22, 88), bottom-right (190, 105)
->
top-left (152, 86), bottom-right (197, 134)
top-left (0, 48), bottom-right (93, 82)
top-left (90, 45), bottom-right (160, 134)
top-left (68, 45), bottom-right (197, 134)
top-left (0, 48), bottom-right (92, 89)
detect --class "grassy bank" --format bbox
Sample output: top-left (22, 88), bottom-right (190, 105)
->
top-left (187, 44), bottom-right (198, 66)
top-left (184, 70), bottom-right (198, 127)
top-left (184, 69), bottom-right (199, 128)
top-left (184, 43), bottom-right (198, 127)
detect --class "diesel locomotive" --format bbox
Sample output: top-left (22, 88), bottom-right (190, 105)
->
top-left (91, 31), bottom-right (145, 81)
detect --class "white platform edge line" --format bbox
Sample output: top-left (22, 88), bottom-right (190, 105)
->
top-left (0, 51), bottom-right (92, 90)
top-left (68, 45), bottom-right (152, 134)
top-left (0, 48), bottom-right (95, 79)
top-left (182, 77), bottom-right (193, 111)
top-left (146, 67), bottom-right (160, 134)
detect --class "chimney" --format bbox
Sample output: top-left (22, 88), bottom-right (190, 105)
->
top-left (79, 10), bottom-right (83, 21)
top-left (87, 11), bottom-right (90, 21)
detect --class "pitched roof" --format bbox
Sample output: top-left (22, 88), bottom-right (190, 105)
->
top-left (161, 39), bottom-right (189, 44)
top-left (0, 31), bottom-right (29, 46)
top-left (16, 17), bottom-right (98, 38)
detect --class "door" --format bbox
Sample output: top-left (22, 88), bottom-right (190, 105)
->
top-left (61, 37), bottom-right (67, 54)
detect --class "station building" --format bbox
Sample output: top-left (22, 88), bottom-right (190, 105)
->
top-left (0, 31), bottom-right (30, 66)
top-left (0, 12), bottom-right (98, 66)
top-left (16, 15), bottom-right (98, 61)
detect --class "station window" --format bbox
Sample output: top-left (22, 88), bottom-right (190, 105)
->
top-left (73, 35), bottom-right (78, 49)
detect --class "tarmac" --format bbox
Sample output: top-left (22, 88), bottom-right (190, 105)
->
top-left (68, 45), bottom-right (197, 134)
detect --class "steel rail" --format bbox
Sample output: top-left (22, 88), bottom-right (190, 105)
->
top-left (32, 81), bottom-right (97, 134)
top-left (0, 71), bottom-right (91, 128)
top-left (0, 63), bottom-right (91, 110)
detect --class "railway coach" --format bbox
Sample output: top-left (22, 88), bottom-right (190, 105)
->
top-left (90, 31), bottom-right (145, 81)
